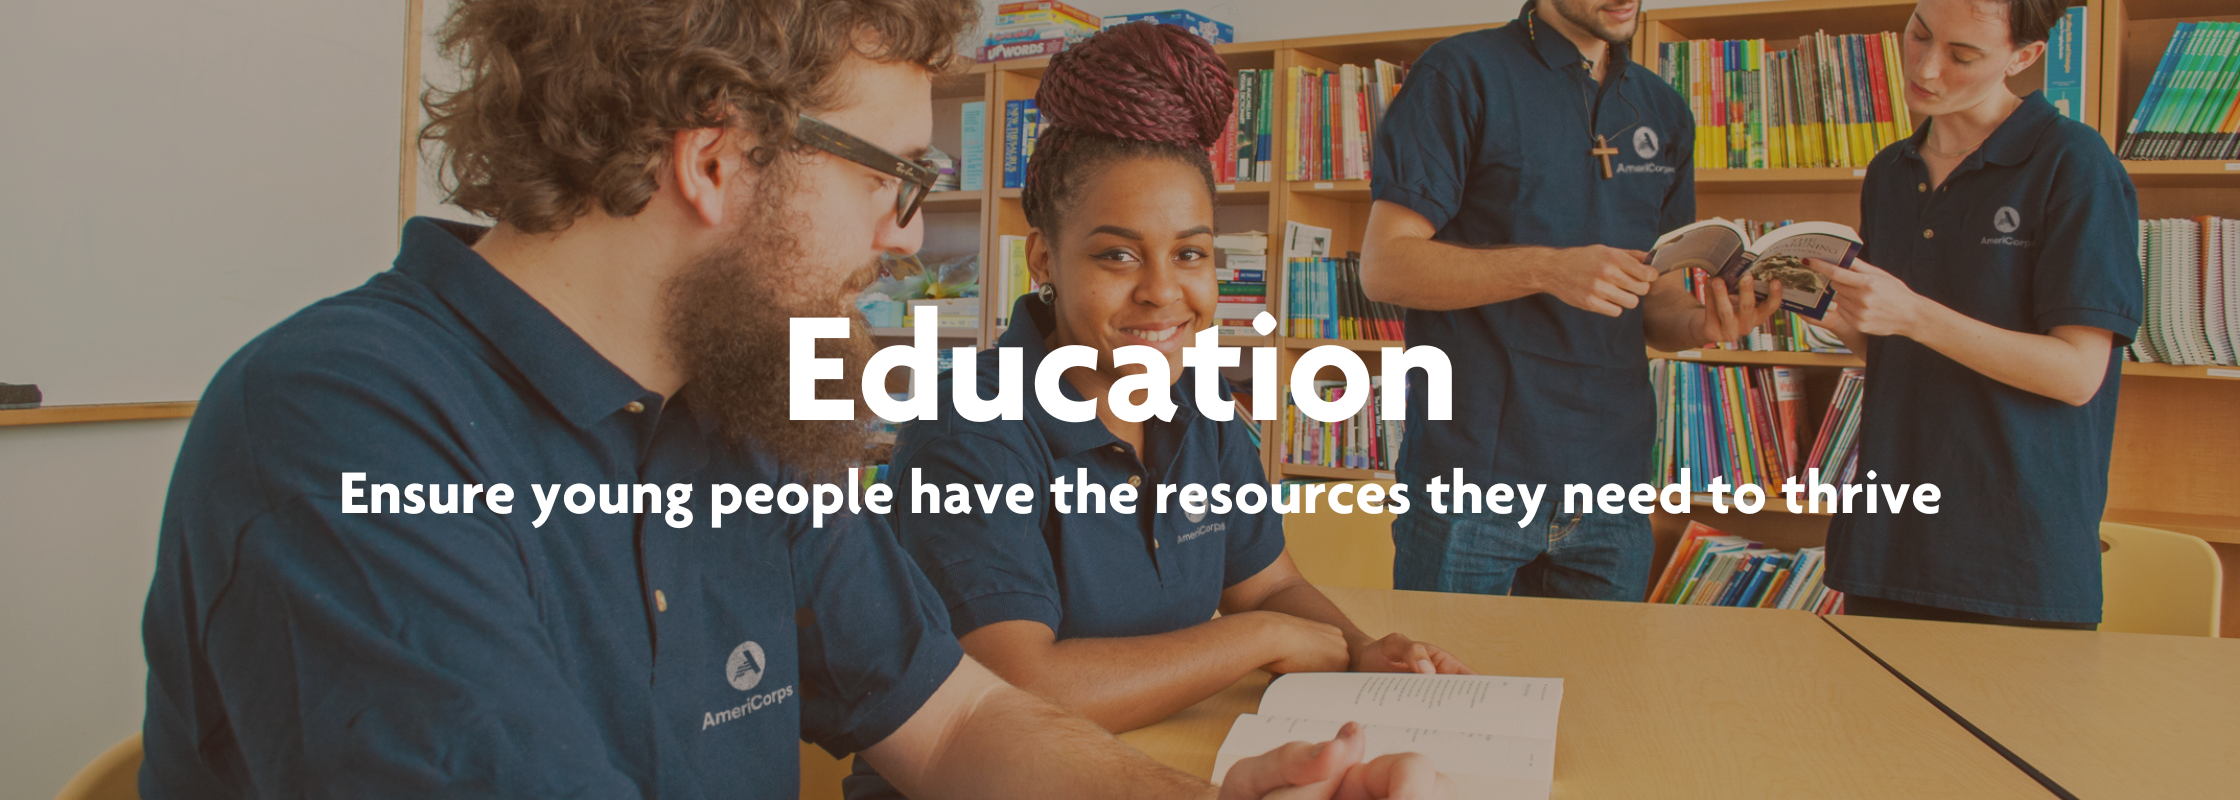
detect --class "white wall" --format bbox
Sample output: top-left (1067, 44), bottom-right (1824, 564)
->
top-left (1, 1), bottom-right (406, 795)
top-left (6, 0), bottom-right (1746, 796)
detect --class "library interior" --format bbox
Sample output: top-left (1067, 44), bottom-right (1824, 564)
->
top-left (5, 0), bottom-right (2236, 798)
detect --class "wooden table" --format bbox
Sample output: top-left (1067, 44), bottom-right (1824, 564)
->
top-left (1117, 587), bottom-right (2050, 799)
top-left (1829, 614), bottom-right (2240, 800)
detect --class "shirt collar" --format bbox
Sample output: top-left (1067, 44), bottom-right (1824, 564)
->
top-left (1901, 91), bottom-right (2058, 168)
top-left (995, 292), bottom-right (1207, 461)
top-left (395, 218), bottom-right (658, 430)
top-left (1515, 1), bottom-right (1623, 77)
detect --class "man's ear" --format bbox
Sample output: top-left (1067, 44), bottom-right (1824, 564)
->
top-left (669, 127), bottom-right (745, 228)
top-left (1026, 228), bottom-right (1054, 289)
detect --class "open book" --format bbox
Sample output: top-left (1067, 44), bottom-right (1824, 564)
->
top-left (1211, 673), bottom-right (1564, 800)
top-left (1650, 219), bottom-right (1862, 319)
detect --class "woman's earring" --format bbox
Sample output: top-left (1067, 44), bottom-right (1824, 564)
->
top-left (1037, 283), bottom-right (1055, 303)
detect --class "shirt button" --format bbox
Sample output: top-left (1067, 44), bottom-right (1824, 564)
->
top-left (625, 401), bottom-right (646, 414)
top-left (1917, 182), bottom-right (1927, 192)
top-left (1127, 475), bottom-right (1143, 488)
top-left (654, 590), bottom-right (668, 612)
top-left (1922, 229), bottom-right (1935, 239)
top-left (1111, 445), bottom-right (1125, 454)
top-left (1154, 539), bottom-right (1161, 549)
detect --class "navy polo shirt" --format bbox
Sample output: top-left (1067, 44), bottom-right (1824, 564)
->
top-left (844, 294), bottom-right (1286, 799)
top-left (887, 293), bottom-right (1286, 639)
top-left (1825, 92), bottom-right (2140, 623)
top-left (140, 218), bottom-right (962, 798)
top-left (1371, 2), bottom-right (1696, 490)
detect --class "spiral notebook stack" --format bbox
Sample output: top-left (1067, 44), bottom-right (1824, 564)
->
top-left (2132, 217), bottom-right (2239, 367)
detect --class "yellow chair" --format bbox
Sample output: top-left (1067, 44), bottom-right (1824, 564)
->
top-left (2100, 522), bottom-right (2224, 637)
top-left (1281, 480), bottom-right (1398, 590)
top-left (800, 744), bottom-right (850, 800)
top-left (55, 733), bottom-right (140, 800)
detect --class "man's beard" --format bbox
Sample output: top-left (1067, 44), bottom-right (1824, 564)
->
top-left (663, 179), bottom-right (880, 478)
top-left (1552, 0), bottom-right (1635, 45)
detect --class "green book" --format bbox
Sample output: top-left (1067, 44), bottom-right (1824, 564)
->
top-left (2124, 22), bottom-right (2193, 158)
top-left (2182, 24), bottom-right (2240, 159)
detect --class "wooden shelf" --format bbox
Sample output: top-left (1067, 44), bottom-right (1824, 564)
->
top-left (994, 187), bottom-right (1021, 200)
top-left (920, 190), bottom-right (984, 212)
top-left (1214, 181), bottom-right (1274, 198)
top-left (2103, 509), bottom-right (2240, 545)
top-left (0, 401), bottom-right (197, 427)
top-left (1219, 334), bottom-right (1275, 348)
top-left (2122, 160), bottom-right (2240, 188)
top-left (1694, 167), bottom-right (1868, 193)
top-left (1279, 463), bottom-right (1395, 481)
top-left (867, 327), bottom-right (978, 339)
top-left (1651, 347), bottom-right (1862, 367)
top-left (1286, 337), bottom-right (1403, 352)
top-left (2121, 362), bottom-right (2240, 380)
top-left (1690, 492), bottom-right (1836, 516)
top-left (1286, 179), bottom-right (1371, 201)
top-left (1652, 348), bottom-right (2240, 380)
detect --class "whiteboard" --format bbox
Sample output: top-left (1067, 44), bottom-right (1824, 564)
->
top-left (0, 1), bottom-right (412, 406)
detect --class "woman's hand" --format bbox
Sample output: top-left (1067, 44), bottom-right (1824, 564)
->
top-left (1348, 633), bottom-right (1475, 676)
top-left (1810, 258), bottom-right (1932, 338)
top-left (1248, 611), bottom-right (1352, 674)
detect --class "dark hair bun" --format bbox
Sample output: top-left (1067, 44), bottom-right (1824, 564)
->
top-left (1034, 21), bottom-right (1235, 151)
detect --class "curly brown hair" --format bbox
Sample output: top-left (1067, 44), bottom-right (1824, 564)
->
top-left (422, 0), bottom-right (979, 234)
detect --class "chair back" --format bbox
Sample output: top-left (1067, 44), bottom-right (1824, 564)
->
top-left (2100, 522), bottom-right (2224, 637)
top-left (54, 733), bottom-right (141, 800)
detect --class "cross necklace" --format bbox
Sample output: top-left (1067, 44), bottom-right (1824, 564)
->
top-left (1529, 8), bottom-right (1628, 179)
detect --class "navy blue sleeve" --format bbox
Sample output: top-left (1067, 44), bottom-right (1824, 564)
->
top-left (190, 338), bottom-right (644, 798)
top-left (1218, 417), bottom-right (1286, 587)
top-left (1371, 62), bottom-right (1481, 231)
top-left (2033, 176), bottom-right (2142, 343)
top-left (886, 431), bottom-right (1063, 638)
top-left (791, 506), bottom-right (964, 757)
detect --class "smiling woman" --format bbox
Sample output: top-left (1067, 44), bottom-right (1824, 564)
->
top-left (844, 21), bottom-right (1476, 800)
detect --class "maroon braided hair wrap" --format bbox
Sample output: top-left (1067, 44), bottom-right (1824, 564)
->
top-left (1020, 21), bottom-right (1237, 233)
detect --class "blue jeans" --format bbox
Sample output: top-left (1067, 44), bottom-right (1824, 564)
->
top-left (1392, 496), bottom-right (1652, 601)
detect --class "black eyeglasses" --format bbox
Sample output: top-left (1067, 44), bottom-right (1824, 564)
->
top-left (794, 113), bottom-right (941, 229)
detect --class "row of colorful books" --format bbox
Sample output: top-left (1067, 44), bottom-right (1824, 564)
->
top-left (1284, 60), bottom-right (1408, 182)
top-left (999, 100), bottom-right (1046, 189)
top-left (1281, 378), bottom-right (1403, 472)
top-left (1649, 522), bottom-right (1845, 614)
top-left (1650, 360), bottom-right (1866, 493)
top-left (1657, 31), bottom-right (1914, 170)
top-left (1649, 360), bottom-right (1804, 493)
top-left (1212, 69), bottom-right (1278, 184)
top-left (1217, 232), bottom-right (1271, 336)
top-left (2133, 216), bottom-right (2239, 366)
top-left (977, 1), bottom-right (1101, 62)
top-left (2119, 21), bottom-right (2240, 160)
top-left (1283, 256), bottom-right (1405, 341)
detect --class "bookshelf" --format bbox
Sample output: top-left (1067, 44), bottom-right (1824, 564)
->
top-left (941, 8), bottom-right (2236, 631)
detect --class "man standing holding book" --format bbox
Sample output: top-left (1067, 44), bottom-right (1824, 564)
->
top-left (1360, 0), bottom-right (1780, 600)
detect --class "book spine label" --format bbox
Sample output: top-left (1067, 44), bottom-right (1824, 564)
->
top-left (1002, 101), bottom-right (1024, 188)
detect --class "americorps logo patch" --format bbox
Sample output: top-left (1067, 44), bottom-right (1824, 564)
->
top-left (1633, 127), bottom-right (1660, 159)
top-left (726, 640), bottom-right (766, 691)
top-left (1994, 206), bottom-right (2021, 233)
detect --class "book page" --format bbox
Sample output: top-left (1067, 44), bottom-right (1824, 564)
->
top-left (1254, 673), bottom-right (1564, 738)
top-left (1210, 715), bottom-right (1556, 800)
top-left (1746, 222), bottom-right (1862, 319)
top-left (1650, 219), bottom-right (1748, 277)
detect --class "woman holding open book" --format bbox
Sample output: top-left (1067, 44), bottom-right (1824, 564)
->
top-left (845, 22), bottom-right (1469, 800)
top-left (1807, 0), bottom-right (2140, 629)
